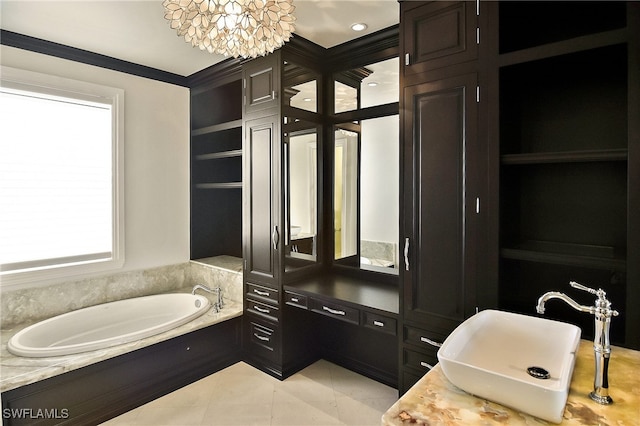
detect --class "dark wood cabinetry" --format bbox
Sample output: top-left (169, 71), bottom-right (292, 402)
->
top-left (243, 113), bottom-right (282, 287)
top-left (241, 49), bottom-right (324, 379)
top-left (189, 64), bottom-right (243, 259)
top-left (1, 320), bottom-right (241, 426)
top-left (402, 0), bottom-right (477, 75)
top-left (399, 0), bottom-right (481, 394)
top-left (400, 2), bottom-right (639, 395)
top-left (486, 1), bottom-right (639, 349)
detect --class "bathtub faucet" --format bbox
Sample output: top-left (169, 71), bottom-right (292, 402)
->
top-left (192, 284), bottom-right (225, 313)
top-left (536, 281), bottom-right (619, 405)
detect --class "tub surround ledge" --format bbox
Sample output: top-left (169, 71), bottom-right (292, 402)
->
top-left (382, 340), bottom-right (640, 425)
top-left (0, 295), bottom-right (242, 393)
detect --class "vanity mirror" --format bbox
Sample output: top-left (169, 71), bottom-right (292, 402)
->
top-left (282, 61), bottom-right (322, 271)
top-left (284, 124), bottom-right (319, 269)
top-left (332, 57), bottom-right (399, 274)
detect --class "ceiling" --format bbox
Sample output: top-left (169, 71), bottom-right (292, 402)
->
top-left (0, 0), bottom-right (399, 77)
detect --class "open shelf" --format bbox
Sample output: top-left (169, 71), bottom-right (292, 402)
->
top-left (191, 79), bottom-right (242, 129)
top-left (500, 44), bottom-right (628, 156)
top-left (195, 150), bottom-right (243, 161)
top-left (192, 127), bottom-right (242, 157)
top-left (500, 239), bottom-right (626, 270)
top-left (192, 120), bottom-right (242, 137)
top-left (501, 149), bottom-right (627, 165)
top-left (498, 1), bottom-right (626, 55)
top-left (195, 182), bottom-right (242, 190)
top-left (190, 76), bottom-right (243, 260)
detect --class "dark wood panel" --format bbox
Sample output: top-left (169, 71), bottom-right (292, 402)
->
top-left (402, 1), bottom-right (477, 76)
top-left (1, 319), bottom-right (242, 426)
top-left (402, 73), bottom-right (478, 333)
top-left (243, 53), bottom-right (280, 116)
top-left (243, 115), bottom-right (281, 286)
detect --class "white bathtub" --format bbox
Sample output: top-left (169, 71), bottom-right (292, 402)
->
top-left (8, 293), bottom-right (211, 358)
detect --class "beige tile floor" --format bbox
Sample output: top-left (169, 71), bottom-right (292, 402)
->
top-left (101, 360), bottom-right (398, 426)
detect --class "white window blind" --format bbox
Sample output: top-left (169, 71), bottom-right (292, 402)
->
top-left (0, 67), bottom-right (124, 287)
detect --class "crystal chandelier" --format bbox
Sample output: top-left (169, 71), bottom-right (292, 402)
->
top-left (163, 0), bottom-right (296, 59)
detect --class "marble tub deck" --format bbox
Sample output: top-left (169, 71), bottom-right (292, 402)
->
top-left (383, 340), bottom-right (640, 425)
top-left (0, 289), bottom-right (242, 393)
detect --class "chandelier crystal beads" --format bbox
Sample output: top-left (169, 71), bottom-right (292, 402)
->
top-left (163, 0), bottom-right (296, 58)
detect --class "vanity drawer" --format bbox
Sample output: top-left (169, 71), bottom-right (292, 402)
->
top-left (403, 325), bottom-right (447, 351)
top-left (403, 348), bottom-right (438, 373)
top-left (248, 321), bottom-right (280, 362)
top-left (246, 297), bottom-right (279, 323)
top-left (284, 291), bottom-right (308, 309)
top-left (362, 311), bottom-right (397, 335)
top-left (246, 282), bottom-right (279, 304)
top-left (310, 298), bottom-right (359, 325)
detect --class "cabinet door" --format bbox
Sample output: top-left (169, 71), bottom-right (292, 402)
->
top-left (402, 73), bottom-right (479, 335)
top-left (243, 114), bottom-right (282, 287)
top-left (243, 53), bottom-right (280, 116)
top-left (402, 1), bottom-right (477, 76)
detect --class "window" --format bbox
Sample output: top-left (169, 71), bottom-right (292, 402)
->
top-left (0, 67), bottom-right (124, 287)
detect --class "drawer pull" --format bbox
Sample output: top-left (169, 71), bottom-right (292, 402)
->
top-left (290, 297), bottom-right (299, 303)
top-left (420, 361), bottom-right (435, 370)
top-left (253, 289), bottom-right (270, 297)
top-left (253, 333), bottom-right (270, 342)
top-left (420, 336), bottom-right (443, 348)
top-left (254, 305), bottom-right (270, 314)
top-left (323, 306), bottom-right (346, 316)
top-left (373, 320), bottom-right (385, 327)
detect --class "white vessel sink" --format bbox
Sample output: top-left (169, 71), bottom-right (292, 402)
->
top-left (437, 309), bottom-right (581, 424)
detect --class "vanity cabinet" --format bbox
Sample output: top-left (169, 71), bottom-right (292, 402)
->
top-left (399, 0), bottom-right (482, 394)
top-left (284, 275), bottom-right (399, 387)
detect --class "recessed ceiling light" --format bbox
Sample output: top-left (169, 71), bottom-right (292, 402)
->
top-left (303, 98), bottom-right (312, 102)
top-left (351, 23), bottom-right (368, 32)
top-left (367, 82), bottom-right (378, 87)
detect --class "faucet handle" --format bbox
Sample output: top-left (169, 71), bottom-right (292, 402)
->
top-left (570, 281), bottom-right (598, 295)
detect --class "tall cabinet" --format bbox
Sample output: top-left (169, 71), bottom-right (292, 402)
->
top-left (241, 47), bottom-right (325, 379)
top-left (399, 1), bottom-right (483, 394)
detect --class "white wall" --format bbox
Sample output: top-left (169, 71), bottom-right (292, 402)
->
top-left (0, 45), bottom-right (190, 288)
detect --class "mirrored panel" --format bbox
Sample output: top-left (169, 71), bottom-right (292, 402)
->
top-left (334, 115), bottom-right (399, 274)
top-left (285, 126), bottom-right (318, 268)
top-left (334, 57), bottom-right (399, 113)
top-left (284, 62), bottom-right (318, 113)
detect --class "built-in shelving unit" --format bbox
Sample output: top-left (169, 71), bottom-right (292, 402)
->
top-left (190, 75), bottom-right (243, 260)
top-left (496, 2), bottom-right (633, 345)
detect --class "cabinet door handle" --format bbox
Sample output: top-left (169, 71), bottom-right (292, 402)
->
top-left (373, 320), bottom-right (385, 327)
top-left (254, 305), bottom-right (270, 314)
top-left (253, 333), bottom-right (270, 342)
top-left (404, 237), bottom-right (410, 271)
top-left (405, 53), bottom-right (410, 66)
top-left (420, 361), bottom-right (435, 370)
top-left (253, 289), bottom-right (270, 297)
top-left (290, 297), bottom-right (299, 303)
top-left (420, 336), bottom-right (443, 348)
top-left (272, 226), bottom-right (279, 250)
top-left (323, 306), bottom-right (346, 316)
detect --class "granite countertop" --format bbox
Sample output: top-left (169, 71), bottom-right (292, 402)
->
top-left (0, 289), bottom-right (242, 393)
top-left (383, 340), bottom-right (640, 425)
